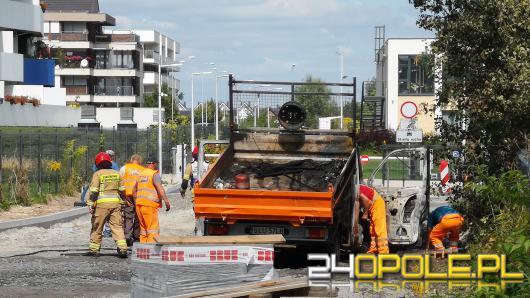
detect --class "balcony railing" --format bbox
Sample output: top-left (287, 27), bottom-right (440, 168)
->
top-left (94, 86), bottom-right (134, 96)
top-left (65, 86), bottom-right (88, 95)
top-left (49, 31), bottom-right (88, 42)
top-left (144, 50), bottom-right (159, 60)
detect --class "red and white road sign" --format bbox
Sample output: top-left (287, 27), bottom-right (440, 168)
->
top-left (439, 160), bottom-right (450, 186)
top-left (360, 155), bottom-right (369, 165)
top-left (400, 101), bottom-right (418, 119)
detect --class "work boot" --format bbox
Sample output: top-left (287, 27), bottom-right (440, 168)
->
top-left (117, 248), bottom-right (128, 259)
top-left (87, 250), bottom-right (100, 257)
top-left (126, 238), bottom-right (134, 247)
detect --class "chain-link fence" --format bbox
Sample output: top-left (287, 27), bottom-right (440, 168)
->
top-left (0, 125), bottom-right (226, 205)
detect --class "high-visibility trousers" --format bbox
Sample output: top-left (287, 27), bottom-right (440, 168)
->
top-left (136, 205), bottom-right (160, 243)
top-left (367, 196), bottom-right (389, 254)
top-left (429, 214), bottom-right (464, 252)
top-left (89, 206), bottom-right (128, 252)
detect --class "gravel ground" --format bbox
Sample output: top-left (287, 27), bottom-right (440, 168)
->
top-left (0, 185), bottom-right (195, 297)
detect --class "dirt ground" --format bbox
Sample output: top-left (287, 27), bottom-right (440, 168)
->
top-left (0, 195), bottom-right (79, 222)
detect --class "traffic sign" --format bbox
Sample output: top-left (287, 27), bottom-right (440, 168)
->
top-left (396, 130), bottom-right (423, 143)
top-left (360, 155), bottom-right (369, 165)
top-left (452, 150), bottom-right (461, 158)
top-left (400, 101), bottom-right (418, 119)
top-left (439, 160), bottom-right (450, 186)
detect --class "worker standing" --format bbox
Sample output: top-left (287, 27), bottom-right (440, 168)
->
top-left (119, 154), bottom-right (144, 247)
top-left (180, 146), bottom-right (209, 198)
top-left (135, 159), bottom-right (171, 243)
top-left (88, 152), bottom-right (128, 258)
top-left (358, 184), bottom-right (389, 254)
top-left (428, 206), bottom-right (464, 255)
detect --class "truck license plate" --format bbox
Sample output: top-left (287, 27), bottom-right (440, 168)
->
top-left (250, 226), bottom-right (285, 235)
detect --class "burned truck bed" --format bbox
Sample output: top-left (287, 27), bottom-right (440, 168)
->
top-left (217, 159), bottom-right (347, 192)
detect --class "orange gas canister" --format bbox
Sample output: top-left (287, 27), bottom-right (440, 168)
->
top-left (234, 173), bottom-right (250, 189)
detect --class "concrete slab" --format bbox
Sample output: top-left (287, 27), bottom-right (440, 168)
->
top-left (0, 207), bottom-right (88, 233)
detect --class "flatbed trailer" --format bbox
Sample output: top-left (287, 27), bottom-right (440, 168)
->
top-left (193, 76), bottom-right (361, 255)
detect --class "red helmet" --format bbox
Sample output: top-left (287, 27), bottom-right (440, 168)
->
top-left (95, 152), bottom-right (112, 167)
top-left (359, 185), bottom-right (375, 201)
top-left (192, 146), bottom-right (199, 158)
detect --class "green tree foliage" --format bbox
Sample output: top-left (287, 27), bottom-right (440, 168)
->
top-left (144, 84), bottom-right (184, 122)
top-left (193, 98), bottom-right (216, 124)
top-left (411, 0), bottom-right (530, 174)
top-left (295, 75), bottom-right (337, 128)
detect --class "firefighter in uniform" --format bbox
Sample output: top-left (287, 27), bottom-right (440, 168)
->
top-left (88, 152), bottom-right (128, 258)
top-left (135, 159), bottom-right (171, 243)
top-left (180, 146), bottom-right (209, 198)
top-left (359, 184), bottom-right (389, 254)
top-left (119, 154), bottom-right (145, 246)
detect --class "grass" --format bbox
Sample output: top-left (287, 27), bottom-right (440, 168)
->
top-left (361, 158), bottom-right (422, 181)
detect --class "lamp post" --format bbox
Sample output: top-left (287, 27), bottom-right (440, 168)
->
top-left (215, 72), bottom-right (229, 140)
top-left (158, 62), bottom-right (181, 175)
top-left (191, 71), bottom-right (213, 148)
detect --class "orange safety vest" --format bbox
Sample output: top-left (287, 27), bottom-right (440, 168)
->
top-left (121, 163), bottom-right (145, 197)
top-left (135, 168), bottom-right (161, 208)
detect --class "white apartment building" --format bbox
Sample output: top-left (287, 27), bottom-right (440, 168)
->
top-left (42, 0), bottom-right (144, 107)
top-left (0, 0), bottom-right (79, 127)
top-left (373, 37), bottom-right (438, 132)
top-left (128, 30), bottom-right (180, 97)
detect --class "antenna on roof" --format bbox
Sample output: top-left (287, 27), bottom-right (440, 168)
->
top-left (374, 25), bottom-right (385, 63)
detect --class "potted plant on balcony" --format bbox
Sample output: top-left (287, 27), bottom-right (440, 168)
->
top-left (40, 1), bottom-right (48, 12)
top-left (30, 98), bottom-right (41, 107)
top-left (15, 96), bottom-right (28, 105)
top-left (4, 95), bottom-right (15, 105)
top-left (34, 40), bottom-right (50, 59)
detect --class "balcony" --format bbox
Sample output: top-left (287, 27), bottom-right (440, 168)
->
top-left (94, 86), bottom-right (135, 96)
top-left (23, 58), bottom-right (55, 87)
top-left (50, 32), bottom-right (89, 42)
top-left (0, 0), bottom-right (42, 34)
top-left (0, 52), bottom-right (24, 82)
top-left (143, 50), bottom-right (160, 64)
top-left (65, 86), bottom-right (88, 95)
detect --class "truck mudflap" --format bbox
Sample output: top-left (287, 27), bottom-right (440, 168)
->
top-left (194, 188), bottom-right (334, 227)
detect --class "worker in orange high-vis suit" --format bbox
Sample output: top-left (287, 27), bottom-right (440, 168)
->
top-left (88, 152), bottom-right (128, 258)
top-left (358, 184), bottom-right (389, 254)
top-left (428, 206), bottom-right (464, 255)
top-left (134, 159), bottom-right (171, 243)
top-left (119, 154), bottom-right (145, 247)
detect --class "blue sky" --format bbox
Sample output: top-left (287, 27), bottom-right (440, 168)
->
top-left (101, 0), bottom-right (433, 104)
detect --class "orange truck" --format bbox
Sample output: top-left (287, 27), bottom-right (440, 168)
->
top-left (193, 76), bottom-right (361, 256)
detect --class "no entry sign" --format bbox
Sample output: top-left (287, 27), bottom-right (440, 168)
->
top-left (360, 155), bottom-right (369, 165)
top-left (400, 101), bottom-right (418, 119)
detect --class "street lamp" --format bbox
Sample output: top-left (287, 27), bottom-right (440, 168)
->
top-left (158, 62), bottom-right (181, 175)
top-left (191, 71), bottom-right (213, 148)
top-left (215, 72), bottom-right (230, 140)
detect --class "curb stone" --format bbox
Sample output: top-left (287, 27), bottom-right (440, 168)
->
top-left (0, 207), bottom-right (88, 233)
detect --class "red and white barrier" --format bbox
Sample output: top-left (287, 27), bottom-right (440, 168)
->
top-left (439, 160), bottom-right (451, 193)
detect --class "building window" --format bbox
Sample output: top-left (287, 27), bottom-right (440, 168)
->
top-left (398, 55), bottom-right (434, 95)
top-left (63, 76), bottom-right (87, 86)
top-left (111, 51), bottom-right (134, 69)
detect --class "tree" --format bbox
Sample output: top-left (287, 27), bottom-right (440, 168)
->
top-left (295, 75), bottom-right (337, 128)
top-left (410, 0), bottom-right (530, 175)
top-left (193, 98), bottom-right (216, 124)
top-left (144, 84), bottom-right (184, 122)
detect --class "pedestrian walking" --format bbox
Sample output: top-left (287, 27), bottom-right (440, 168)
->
top-left (358, 184), bottom-right (389, 254)
top-left (119, 154), bottom-right (145, 246)
top-left (428, 206), bottom-right (464, 255)
top-left (87, 152), bottom-right (128, 258)
top-left (134, 159), bottom-right (171, 243)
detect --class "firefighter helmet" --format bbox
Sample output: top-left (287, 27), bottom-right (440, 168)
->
top-left (192, 146), bottom-right (199, 158)
top-left (95, 152), bottom-right (112, 167)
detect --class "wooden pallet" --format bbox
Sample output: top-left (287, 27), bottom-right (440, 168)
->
top-left (169, 277), bottom-right (308, 298)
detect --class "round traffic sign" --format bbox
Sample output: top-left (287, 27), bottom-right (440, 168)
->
top-left (360, 155), bottom-right (369, 165)
top-left (400, 101), bottom-right (418, 119)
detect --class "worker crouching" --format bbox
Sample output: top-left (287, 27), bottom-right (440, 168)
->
top-left (428, 206), bottom-right (464, 256)
top-left (359, 185), bottom-right (389, 254)
top-left (135, 159), bottom-right (171, 243)
top-left (88, 152), bottom-right (128, 258)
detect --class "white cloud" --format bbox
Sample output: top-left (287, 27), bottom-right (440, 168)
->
top-left (114, 15), bottom-right (178, 31)
top-left (224, 0), bottom-right (341, 18)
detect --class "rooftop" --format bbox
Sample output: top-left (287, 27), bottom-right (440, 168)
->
top-left (45, 0), bottom-right (100, 13)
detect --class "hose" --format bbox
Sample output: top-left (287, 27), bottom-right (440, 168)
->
top-left (0, 247), bottom-right (121, 259)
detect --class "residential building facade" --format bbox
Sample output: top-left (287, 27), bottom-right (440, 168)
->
top-left (373, 37), bottom-right (439, 132)
top-left (128, 30), bottom-right (180, 97)
top-left (43, 0), bottom-right (144, 107)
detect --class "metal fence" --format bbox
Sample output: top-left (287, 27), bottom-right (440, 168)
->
top-left (0, 125), bottom-right (225, 201)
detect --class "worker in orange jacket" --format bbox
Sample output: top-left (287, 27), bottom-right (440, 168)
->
top-left (359, 184), bottom-right (389, 254)
top-left (134, 159), bottom-right (171, 243)
top-left (119, 154), bottom-right (145, 246)
top-left (428, 206), bottom-right (464, 255)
